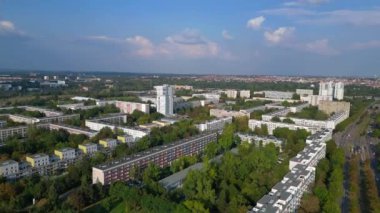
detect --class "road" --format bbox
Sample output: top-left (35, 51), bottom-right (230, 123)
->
top-left (334, 102), bottom-right (380, 213)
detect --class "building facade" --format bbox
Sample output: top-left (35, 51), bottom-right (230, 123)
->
top-left (26, 154), bottom-right (50, 168)
top-left (210, 109), bottom-right (250, 118)
top-left (78, 143), bottom-right (98, 155)
top-left (264, 91), bottom-right (294, 100)
top-left (99, 139), bottom-right (118, 149)
top-left (319, 81), bottom-right (334, 98)
top-left (250, 129), bottom-right (331, 213)
top-left (54, 148), bottom-right (76, 160)
top-left (196, 117), bottom-right (233, 132)
top-left (334, 82), bottom-right (344, 100)
top-left (155, 84), bottom-right (174, 116)
top-left (225, 90), bottom-right (238, 99)
top-left (0, 160), bottom-right (19, 178)
top-left (115, 101), bottom-right (150, 114)
top-left (239, 90), bottom-right (251, 98)
top-left (296, 89), bottom-right (313, 96)
top-left (92, 132), bottom-right (218, 185)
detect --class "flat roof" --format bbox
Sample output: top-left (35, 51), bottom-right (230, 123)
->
top-left (93, 132), bottom-right (217, 171)
top-left (0, 160), bottom-right (18, 166)
top-left (56, 147), bottom-right (75, 152)
top-left (28, 153), bottom-right (49, 159)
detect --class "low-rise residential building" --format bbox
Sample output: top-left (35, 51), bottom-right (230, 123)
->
top-left (174, 85), bottom-right (193, 90)
top-left (26, 154), bottom-right (50, 168)
top-left (262, 108), bottom-right (290, 121)
top-left (92, 132), bottom-right (218, 185)
top-left (115, 101), bottom-right (150, 114)
top-left (296, 89), bottom-right (313, 96)
top-left (57, 103), bottom-right (98, 110)
top-left (78, 143), bottom-right (98, 155)
top-left (0, 160), bottom-right (19, 177)
top-left (71, 96), bottom-right (98, 102)
top-left (23, 106), bottom-right (63, 117)
top-left (196, 117), bottom-right (233, 132)
top-left (85, 119), bottom-right (149, 141)
top-left (0, 125), bottom-right (34, 142)
top-left (210, 109), bottom-right (250, 118)
top-left (139, 96), bottom-right (157, 105)
top-left (8, 114), bottom-right (38, 124)
top-left (318, 100), bottom-right (350, 115)
top-left (117, 134), bottom-right (134, 144)
top-left (96, 100), bottom-right (116, 106)
top-left (54, 148), bottom-right (76, 160)
top-left (289, 142), bottom-right (326, 170)
top-left (305, 128), bottom-right (332, 144)
top-left (250, 129), bottom-right (330, 213)
top-left (264, 91), bottom-right (294, 100)
top-left (0, 120), bottom-right (6, 128)
top-left (251, 165), bottom-right (316, 213)
top-left (99, 138), bottom-right (118, 149)
top-left (301, 95), bottom-right (333, 106)
top-left (48, 123), bottom-right (98, 138)
top-left (139, 123), bottom-right (161, 130)
top-left (240, 90), bottom-right (251, 98)
top-left (237, 133), bottom-right (283, 151)
top-left (225, 89), bottom-right (238, 99)
top-left (289, 103), bottom-right (309, 113)
top-left (192, 93), bottom-right (220, 103)
top-left (249, 119), bottom-right (318, 135)
top-left (90, 113), bottom-right (127, 124)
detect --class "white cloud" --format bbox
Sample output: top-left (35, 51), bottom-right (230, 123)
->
top-left (303, 39), bottom-right (339, 55)
top-left (264, 27), bottom-right (295, 44)
top-left (260, 8), bottom-right (316, 16)
top-left (0, 20), bottom-right (15, 31)
top-left (0, 20), bottom-right (27, 38)
top-left (284, 0), bottom-right (329, 7)
top-left (312, 9), bottom-right (380, 26)
top-left (351, 40), bottom-right (380, 49)
top-left (82, 35), bottom-right (122, 44)
top-left (222, 30), bottom-right (234, 40)
top-left (247, 16), bottom-right (265, 29)
top-left (126, 35), bottom-right (156, 57)
top-left (162, 29), bottom-right (222, 58)
top-left (261, 7), bottom-right (380, 27)
top-left (125, 29), bottom-right (231, 59)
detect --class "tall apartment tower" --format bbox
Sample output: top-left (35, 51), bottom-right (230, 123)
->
top-left (334, 82), bottom-right (344, 100)
top-left (319, 81), bottom-right (334, 98)
top-left (155, 84), bottom-right (174, 116)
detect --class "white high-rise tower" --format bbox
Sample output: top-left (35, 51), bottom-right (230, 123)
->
top-left (334, 82), bottom-right (344, 100)
top-left (155, 84), bottom-right (174, 116)
top-left (319, 81), bottom-right (334, 99)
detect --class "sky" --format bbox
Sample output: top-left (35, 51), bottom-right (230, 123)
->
top-left (0, 0), bottom-right (380, 77)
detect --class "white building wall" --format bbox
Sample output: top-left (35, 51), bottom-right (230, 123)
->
top-left (155, 85), bottom-right (174, 116)
top-left (240, 90), bottom-right (251, 98)
top-left (319, 81), bottom-right (334, 98)
top-left (334, 82), bottom-right (344, 100)
top-left (0, 160), bottom-right (19, 177)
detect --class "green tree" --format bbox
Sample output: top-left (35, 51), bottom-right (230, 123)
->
top-left (218, 124), bottom-right (235, 151)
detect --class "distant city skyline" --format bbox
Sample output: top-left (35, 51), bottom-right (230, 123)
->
top-left (0, 0), bottom-right (380, 76)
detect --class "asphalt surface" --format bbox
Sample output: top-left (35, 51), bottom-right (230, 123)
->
top-left (334, 103), bottom-right (380, 213)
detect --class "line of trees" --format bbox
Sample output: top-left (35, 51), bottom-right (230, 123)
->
top-left (348, 155), bottom-right (360, 213)
top-left (335, 98), bottom-right (373, 132)
top-left (361, 160), bottom-right (380, 212)
top-left (300, 140), bottom-right (345, 213)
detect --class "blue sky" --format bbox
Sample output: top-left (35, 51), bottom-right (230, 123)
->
top-left (0, 0), bottom-right (380, 76)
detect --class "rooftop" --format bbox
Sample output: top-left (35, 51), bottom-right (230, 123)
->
top-left (0, 160), bottom-right (18, 166)
top-left (93, 132), bottom-right (217, 171)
